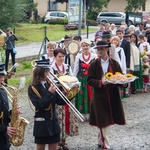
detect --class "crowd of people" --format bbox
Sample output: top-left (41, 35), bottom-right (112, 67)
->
top-left (1, 19), bottom-right (150, 150)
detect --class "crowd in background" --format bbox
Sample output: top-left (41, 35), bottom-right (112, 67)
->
top-left (42, 18), bottom-right (150, 123)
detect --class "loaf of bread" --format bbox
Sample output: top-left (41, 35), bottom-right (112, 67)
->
top-left (59, 75), bottom-right (78, 83)
top-left (109, 74), bottom-right (127, 81)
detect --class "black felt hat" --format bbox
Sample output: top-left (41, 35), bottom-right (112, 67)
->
top-left (61, 35), bottom-right (72, 42)
top-left (35, 59), bottom-right (51, 69)
top-left (123, 32), bottom-right (131, 37)
top-left (0, 62), bottom-right (7, 75)
top-left (102, 31), bottom-right (111, 38)
top-left (94, 40), bottom-right (110, 49)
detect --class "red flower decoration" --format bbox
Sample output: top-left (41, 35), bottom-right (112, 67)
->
top-left (81, 63), bottom-right (90, 76)
top-left (81, 63), bottom-right (90, 69)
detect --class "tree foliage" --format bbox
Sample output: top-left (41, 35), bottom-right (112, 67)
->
top-left (86, 0), bottom-right (109, 20)
top-left (125, 0), bottom-right (146, 12)
top-left (0, 0), bottom-right (37, 31)
top-left (89, 0), bottom-right (109, 13)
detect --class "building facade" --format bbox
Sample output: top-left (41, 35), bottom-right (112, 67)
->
top-left (103, 0), bottom-right (150, 12)
top-left (34, 0), bottom-right (68, 16)
top-left (35, 0), bottom-right (150, 17)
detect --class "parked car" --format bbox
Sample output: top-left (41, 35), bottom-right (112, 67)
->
top-left (44, 11), bottom-right (68, 23)
top-left (96, 12), bottom-right (142, 26)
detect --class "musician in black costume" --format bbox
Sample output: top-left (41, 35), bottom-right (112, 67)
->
top-left (28, 59), bottom-right (66, 150)
top-left (0, 62), bottom-right (17, 150)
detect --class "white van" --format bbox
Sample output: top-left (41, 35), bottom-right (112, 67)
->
top-left (44, 11), bottom-right (68, 23)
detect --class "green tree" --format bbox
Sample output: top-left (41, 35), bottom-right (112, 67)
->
top-left (0, 0), bottom-right (37, 31)
top-left (0, 0), bottom-right (25, 30)
top-left (89, 0), bottom-right (108, 13)
top-left (125, 0), bottom-right (146, 12)
top-left (86, 0), bottom-right (109, 20)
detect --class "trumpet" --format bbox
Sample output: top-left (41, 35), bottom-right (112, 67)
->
top-left (47, 74), bottom-right (85, 122)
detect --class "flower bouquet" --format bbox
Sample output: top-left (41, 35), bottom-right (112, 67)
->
top-left (104, 72), bottom-right (138, 84)
top-left (143, 64), bottom-right (149, 69)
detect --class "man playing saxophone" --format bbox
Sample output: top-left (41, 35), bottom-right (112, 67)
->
top-left (0, 62), bottom-right (20, 150)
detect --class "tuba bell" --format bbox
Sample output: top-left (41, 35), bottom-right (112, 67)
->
top-left (49, 72), bottom-right (79, 100)
top-left (2, 83), bottom-right (29, 146)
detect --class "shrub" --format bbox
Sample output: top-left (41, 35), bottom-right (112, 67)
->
top-left (47, 18), bottom-right (68, 25)
top-left (86, 19), bottom-right (98, 26)
top-left (87, 10), bottom-right (98, 21)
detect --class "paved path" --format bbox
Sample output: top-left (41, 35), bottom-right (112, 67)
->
top-left (15, 33), bottom-right (96, 59)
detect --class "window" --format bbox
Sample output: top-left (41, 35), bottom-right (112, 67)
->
top-left (58, 13), bottom-right (66, 17)
top-left (100, 13), bottom-right (109, 17)
top-left (50, 13), bottom-right (57, 17)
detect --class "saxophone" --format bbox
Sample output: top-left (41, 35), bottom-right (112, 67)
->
top-left (2, 83), bottom-right (29, 146)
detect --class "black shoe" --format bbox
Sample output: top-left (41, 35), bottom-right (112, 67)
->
top-left (98, 144), bottom-right (103, 149)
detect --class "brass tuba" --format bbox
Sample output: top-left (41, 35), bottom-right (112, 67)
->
top-left (2, 83), bottom-right (29, 146)
top-left (49, 71), bottom-right (79, 100)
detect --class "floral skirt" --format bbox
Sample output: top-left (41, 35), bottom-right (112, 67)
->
top-left (75, 76), bottom-right (93, 114)
top-left (143, 75), bottom-right (149, 83)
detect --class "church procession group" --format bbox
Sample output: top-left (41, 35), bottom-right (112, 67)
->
top-left (1, 19), bottom-right (150, 150)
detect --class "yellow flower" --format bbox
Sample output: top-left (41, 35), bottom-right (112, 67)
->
top-left (115, 72), bottom-right (121, 75)
top-left (144, 50), bottom-right (147, 55)
top-left (125, 73), bottom-right (133, 78)
top-left (105, 72), bottom-right (113, 78)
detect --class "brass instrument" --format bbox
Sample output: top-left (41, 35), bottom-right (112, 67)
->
top-left (31, 60), bottom-right (79, 100)
top-left (31, 60), bottom-right (84, 122)
top-left (50, 71), bottom-right (79, 100)
top-left (2, 83), bottom-right (29, 146)
top-left (47, 74), bottom-right (85, 122)
top-left (5, 63), bottom-right (19, 80)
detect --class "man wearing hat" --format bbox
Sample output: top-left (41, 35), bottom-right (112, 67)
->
top-left (61, 35), bottom-right (72, 66)
top-left (102, 31), bottom-right (120, 63)
top-left (123, 32), bottom-right (131, 42)
top-left (28, 59), bottom-right (67, 150)
top-left (87, 41), bottom-right (126, 149)
top-left (0, 62), bottom-right (18, 150)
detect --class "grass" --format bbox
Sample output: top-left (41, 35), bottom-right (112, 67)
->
top-left (15, 23), bottom-right (98, 44)
top-left (5, 23), bottom-right (98, 87)
top-left (8, 61), bottom-right (32, 87)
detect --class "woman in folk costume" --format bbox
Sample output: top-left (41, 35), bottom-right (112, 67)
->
top-left (111, 36), bottom-right (128, 99)
top-left (73, 38), bottom-right (97, 120)
top-left (41, 41), bottom-right (57, 66)
top-left (51, 48), bottom-right (79, 149)
top-left (130, 34), bottom-right (143, 94)
top-left (111, 36), bottom-right (126, 74)
top-left (87, 41), bottom-right (126, 149)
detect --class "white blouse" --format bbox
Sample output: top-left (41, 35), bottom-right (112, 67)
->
top-left (51, 63), bottom-right (73, 76)
top-left (73, 52), bottom-right (97, 77)
top-left (115, 47), bottom-right (127, 74)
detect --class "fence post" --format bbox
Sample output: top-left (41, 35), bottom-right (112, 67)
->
top-left (87, 24), bottom-right (89, 38)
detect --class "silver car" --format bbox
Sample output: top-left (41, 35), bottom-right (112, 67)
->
top-left (96, 12), bottom-right (141, 26)
top-left (44, 11), bottom-right (68, 23)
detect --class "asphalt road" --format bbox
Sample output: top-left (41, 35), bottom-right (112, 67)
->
top-left (15, 32), bottom-right (96, 59)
